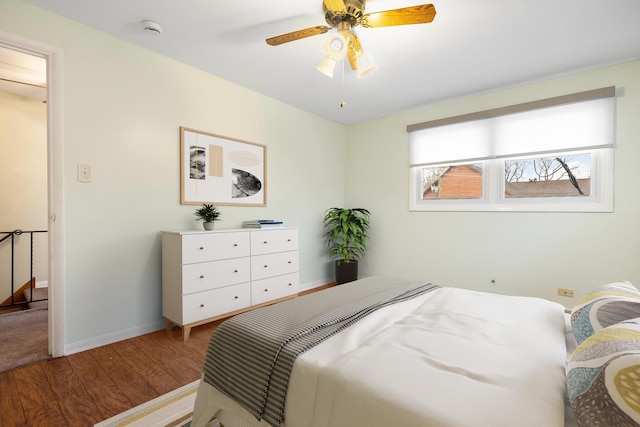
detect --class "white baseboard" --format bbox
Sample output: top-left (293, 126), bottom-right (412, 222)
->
top-left (64, 319), bottom-right (166, 355)
top-left (298, 278), bottom-right (333, 292)
top-left (35, 280), bottom-right (48, 288)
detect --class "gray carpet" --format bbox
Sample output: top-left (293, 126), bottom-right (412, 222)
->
top-left (0, 308), bottom-right (50, 373)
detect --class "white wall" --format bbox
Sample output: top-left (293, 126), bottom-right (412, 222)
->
top-left (2, 0), bottom-right (346, 352)
top-left (346, 60), bottom-right (640, 308)
top-left (0, 91), bottom-right (48, 297)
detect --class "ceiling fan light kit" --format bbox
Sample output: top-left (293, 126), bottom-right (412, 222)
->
top-left (324, 33), bottom-right (348, 60)
top-left (266, 0), bottom-right (436, 79)
top-left (356, 53), bottom-right (376, 78)
top-left (316, 55), bottom-right (337, 78)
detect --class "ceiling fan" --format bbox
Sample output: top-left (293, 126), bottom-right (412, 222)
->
top-left (266, 0), bottom-right (436, 77)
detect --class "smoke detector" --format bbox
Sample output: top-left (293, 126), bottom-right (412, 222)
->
top-left (141, 20), bottom-right (163, 36)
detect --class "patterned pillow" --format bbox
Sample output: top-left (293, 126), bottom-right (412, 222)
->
top-left (566, 318), bottom-right (640, 426)
top-left (571, 282), bottom-right (640, 344)
top-left (593, 281), bottom-right (640, 295)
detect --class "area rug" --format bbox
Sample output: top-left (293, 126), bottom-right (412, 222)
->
top-left (94, 380), bottom-right (219, 427)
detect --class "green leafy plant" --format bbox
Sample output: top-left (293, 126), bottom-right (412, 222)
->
top-left (322, 207), bottom-right (370, 265)
top-left (194, 204), bottom-right (221, 223)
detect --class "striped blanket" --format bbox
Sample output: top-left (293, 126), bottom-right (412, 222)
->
top-left (202, 279), bottom-right (438, 427)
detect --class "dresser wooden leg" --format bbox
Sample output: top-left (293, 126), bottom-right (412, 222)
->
top-left (183, 326), bottom-right (192, 341)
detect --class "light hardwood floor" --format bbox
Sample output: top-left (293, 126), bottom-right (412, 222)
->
top-left (0, 285), bottom-right (331, 427)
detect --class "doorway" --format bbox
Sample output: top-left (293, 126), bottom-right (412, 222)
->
top-left (0, 33), bottom-right (64, 361)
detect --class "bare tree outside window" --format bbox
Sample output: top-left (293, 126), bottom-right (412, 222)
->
top-left (504, 154), bottom-right (590, 198)
top-left (421, 166), bottom-right (448, 197)
top-left (504, 160), bottom-right (530, 182)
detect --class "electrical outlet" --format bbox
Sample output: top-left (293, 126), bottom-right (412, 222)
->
top-left (557, 288), bottom-right (574, 297)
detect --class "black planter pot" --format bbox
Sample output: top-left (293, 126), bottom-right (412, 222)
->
top-left (335, 260), bottom-right (358, 285)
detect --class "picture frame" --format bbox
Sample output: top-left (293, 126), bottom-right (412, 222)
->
top-left (180, 127), bottom-right (267, 206)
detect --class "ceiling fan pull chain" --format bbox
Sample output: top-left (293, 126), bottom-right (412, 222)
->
top-left (340, 59), bottom-right (346, 108)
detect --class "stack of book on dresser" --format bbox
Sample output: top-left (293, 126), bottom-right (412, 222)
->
top-left (242, 219), bottom-right (284, 228)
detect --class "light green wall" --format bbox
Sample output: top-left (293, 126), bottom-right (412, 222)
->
top-left (347, 60), bottom-right (640, 307)
top-left (2, 0), bottom-right (346, 351)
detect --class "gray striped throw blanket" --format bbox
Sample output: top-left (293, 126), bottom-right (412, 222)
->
top-left (202, 277), bottom-right (439, 427)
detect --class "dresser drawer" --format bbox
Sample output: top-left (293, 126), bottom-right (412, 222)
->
top-left (250, 229), bottom-right (298, 256)
top-left (251, 273), bottom-right (299, 306)
top-left (251, 251), bottom-right (299, 281)
top-left (182, 232), bottom-right (250, 264)
top-left (182, 258), bottom-right (250, 295)
top-left (182, 283), bottom-right (251, 324)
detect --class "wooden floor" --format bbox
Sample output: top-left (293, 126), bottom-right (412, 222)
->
top-left (0, 285), bottom-right (332, 427)
top-left (0, 319), bottom-right (222, 427)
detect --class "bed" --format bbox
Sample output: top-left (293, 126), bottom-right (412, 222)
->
top-left (190, 276), bottom-right (640, 427)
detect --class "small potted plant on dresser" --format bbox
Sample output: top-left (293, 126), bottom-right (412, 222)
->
top-left (195, 204), bottom-right (221, 230)
top-left (322, 207), bottom-right (370, 285)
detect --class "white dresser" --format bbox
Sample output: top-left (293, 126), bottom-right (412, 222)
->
top-left (161, 227), bottom-right (299, 340)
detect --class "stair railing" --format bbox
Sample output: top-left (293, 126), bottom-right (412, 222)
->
top-left (0, 229), bottom-right (47, 308)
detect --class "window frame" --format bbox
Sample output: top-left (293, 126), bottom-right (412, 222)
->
top-left (409, 148), bottom-right (613, 212)
top-left (407, 87), bottom-right (615, 213)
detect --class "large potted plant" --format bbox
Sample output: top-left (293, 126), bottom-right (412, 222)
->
top-left (195, 204), bottom-right (221, 230)
top-left (322, 207), bottom-right (370, 285)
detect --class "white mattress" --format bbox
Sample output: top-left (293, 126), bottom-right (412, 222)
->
top-left (193, 276), bottom-right (571, 427)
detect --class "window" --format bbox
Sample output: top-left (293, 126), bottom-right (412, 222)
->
top-left (504, 153), bottom-right (591, 198)
top-left (408, 88), bottom-right (615, 212)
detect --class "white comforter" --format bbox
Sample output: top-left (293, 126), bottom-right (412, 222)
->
top-left (193, 277), bottom-right (568, 427)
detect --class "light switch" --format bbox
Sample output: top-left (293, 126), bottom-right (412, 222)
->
top-left (78, 163), bottom-right (92, 183)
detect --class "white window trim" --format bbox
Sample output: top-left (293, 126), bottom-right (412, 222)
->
top-left (409, 149), bottom-right (613, 213)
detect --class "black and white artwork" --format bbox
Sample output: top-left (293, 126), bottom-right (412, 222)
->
top-left (232, 169), bottom-right (262, 198)
top-left (189, 146), bottom-right (206, 180)
top-left (180, 127), bottom-right (266, 206)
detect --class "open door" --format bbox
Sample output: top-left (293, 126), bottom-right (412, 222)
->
top-left (0, 33), bottom-right (64, 359)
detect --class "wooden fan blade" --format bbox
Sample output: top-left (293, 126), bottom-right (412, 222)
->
top-left (361, 4), bottom-right (436, 28)
top-left (347, 33), bottom-right (363, 70)
top-left (323, 0), bottom-right (347, 13)
top-left (266, 25), bottom-right (331, 46)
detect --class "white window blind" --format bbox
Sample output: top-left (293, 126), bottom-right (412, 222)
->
top-left (408, 87), bottom-right (615, 167)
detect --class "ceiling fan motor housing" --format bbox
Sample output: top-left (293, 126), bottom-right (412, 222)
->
top-left (324, 0), bottom-right (365, 28)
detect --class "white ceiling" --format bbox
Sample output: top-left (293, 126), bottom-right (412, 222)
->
top-left (16, 0), bottom-right (640, 124)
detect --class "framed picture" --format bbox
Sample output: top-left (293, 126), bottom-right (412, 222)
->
top-left (180, 127), bottom-right (267, 206)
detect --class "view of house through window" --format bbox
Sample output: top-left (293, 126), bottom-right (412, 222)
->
top-left (504, 153), bottom-right (591, 198)
top-left (421, 163), bottom-right (483, 199)
top-left (420, 153), bottom-right (592, 201)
